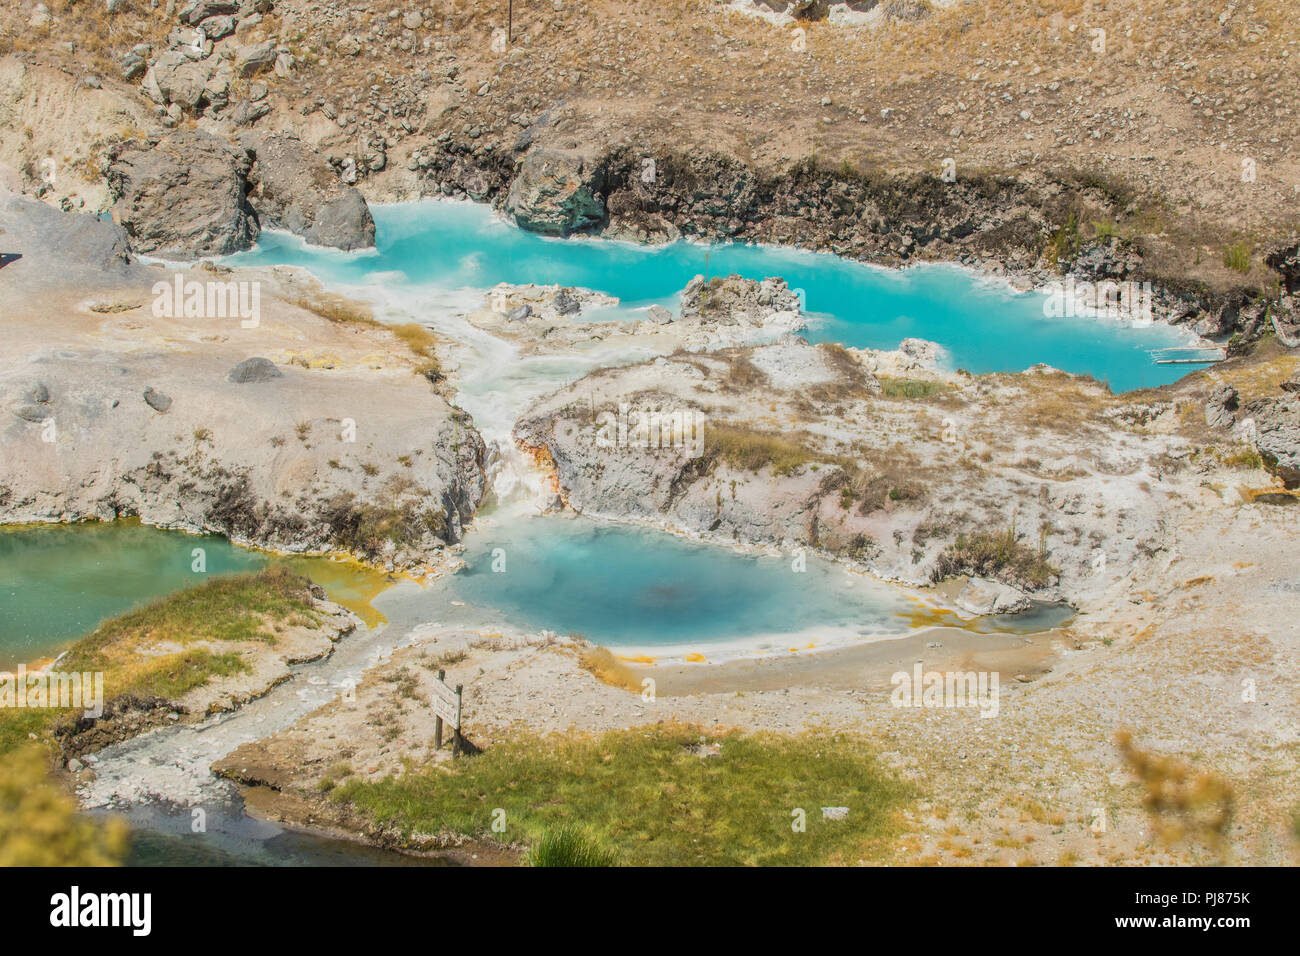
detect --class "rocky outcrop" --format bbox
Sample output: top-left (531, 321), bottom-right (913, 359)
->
top-left (233, 40), bottom-right (278, 78)
top-left (680, 274), bottom-right (801, 323)
top-left (1, 200), bottom-right (485, 568)
top-left (955, 577), bottom-right (1032, 616)
top-left (503, 148), bottom-right (607, 236)
top-left (402, 137), bottom-right (1273, 340)
top-left (1, 332), bottom-right (487, 566)
top-left (1244, 384), bottom-right (1300, 488)
top-left (142, 51), bottom-right (215, 113)
top-left (466, 277), bottom-right (805, 353)
top-left (1266, 239), bottom-right (1300, 295)
top-left (1270, 296), bottom-right (1300, 348)
top-left (1205, 384), bottom-right (1238, 428)
top-left (107, 131), bottom-right (259, 258)
top-left (513, 336), bottom-right (1204, 602)
top-left (744, 1), bottom-right (882, 20)
top-left (128, 0), bottom-right (277, 122)
top-left (238, 133), bottom-right (376, 251)
top-left (0, 194), bottom-right (142, 291)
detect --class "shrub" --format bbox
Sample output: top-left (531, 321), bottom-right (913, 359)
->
top-left (526, 826), bottom-right (620, 868)
top-left (1116, 730), bottom-right (1234, 846)
top-left (932, 524), bottom-right (1057, 589)
top-left (1223, 242), bottom-right (1251, 274)
top-left (0, 746), bottom-right (128, 866)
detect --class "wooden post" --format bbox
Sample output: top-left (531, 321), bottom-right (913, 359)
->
top-left (452, 683), bottom-right (464, 758)
top-left (434, 668), bottom-right (445, 750)
top-left (508, 0), bottom-right (513, 44)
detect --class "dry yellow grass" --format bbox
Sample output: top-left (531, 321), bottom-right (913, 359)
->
top-left (285, 291), bottom-right (378, 327)
top-left (576, 645), bottom-right (646, 694)
top-left (1116, 729), bottom-right (1235, 847)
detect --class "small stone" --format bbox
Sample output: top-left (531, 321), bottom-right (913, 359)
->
top-left (553, 290), bottom-right (580, 315)
top-left (120, 52), bottom-right (147, 80)
top-left (143, 386), bottom-right (172, 412)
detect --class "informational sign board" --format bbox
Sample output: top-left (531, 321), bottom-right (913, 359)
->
top-left (432, 669), bottom-right (463, 756)
top-left (431, 676), bottom-right (461, 728)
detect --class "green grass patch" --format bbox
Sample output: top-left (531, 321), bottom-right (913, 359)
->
top-left (526, 825), bottom-right (620, 867)
top-left (1, 568), bottom-right (317, 757)
top-left (331, 724), bottom-right (915, 866)
top-left (1219, 446), bottom-right (1264, 470)
top-left (703, 423), bottom-right (816, 476)
top-left (1223, 242), bottom-right (1252, 274)
top-left (877, 376), bottom-right (947, 399)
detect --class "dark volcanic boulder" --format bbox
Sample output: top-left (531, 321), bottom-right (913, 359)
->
top-left (107, 131), bottom-right (259, 258)
top-left (1266, 239), bottom-right (1300, 294)
top-left (239, 133), bottom-right (375, 251)
top-left (503, 148), bottom-right (606, 237)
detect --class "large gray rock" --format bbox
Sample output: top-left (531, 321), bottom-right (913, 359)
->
top-left (234, 41), bottom-right (278, 78)
top-left (238, 133), bottom-right (376, 251)
top-left (14, 405), bottom-right (49, 423)
top-left (883, 0), bottom-right (932, 21)
top-left (1205, 384), bottom-right (1238, 429)
top-left (107, 132), bottom-right (259, 258)
top-left (503, 149), bottom-right (606, 236)
top-left (229, 99), bottom-right (272, 127)
top-left (227, 357), bottom-right (282, 383)
top-left (1245, 394), bottom-right (1300, 488)
top-left (0, 195), bottom-right (142, 292)
top-left (120, 51), bottom-right (147, 81)
top-left (181, 0), bottom-right (238, 25)
top-left (144, 51), bottom-right (212, 113)
top-left (955, 577), bottom-right (1032, 616)
top-left (198, 14), bottom-right (236, 39)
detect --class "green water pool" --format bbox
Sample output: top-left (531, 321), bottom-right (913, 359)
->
top-left (0, 521), bottom-right (390, 670)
